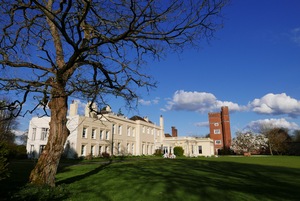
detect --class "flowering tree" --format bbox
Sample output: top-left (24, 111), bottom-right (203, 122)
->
top-left (231, 131), bottom-right (268, 155)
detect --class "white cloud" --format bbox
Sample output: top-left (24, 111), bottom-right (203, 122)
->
top-left (249, 93), bottom-right (300, 116)
top-left (139, 97), bottom-right (160, 106)
top-left (194, 121), bottom-right (209, 127)
top-left (245, 118), bottom-right (300, 133)
top-left (290, 27), bottom-right (300, 46)
top-left (164, 90), bottom-right (246, 113)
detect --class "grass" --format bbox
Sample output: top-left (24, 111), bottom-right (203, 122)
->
top-left (1, 156), bottom-right (300, 201)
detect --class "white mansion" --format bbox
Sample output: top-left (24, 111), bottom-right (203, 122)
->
top-left (26, 101), bottom-right (215, 158)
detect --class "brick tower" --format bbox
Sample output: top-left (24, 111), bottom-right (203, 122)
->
top-left (208, 106), bottom-right (232, 154)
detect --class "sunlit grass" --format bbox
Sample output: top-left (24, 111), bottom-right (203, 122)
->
top-left (55, 156), bottom-right (300, 201)
top-left (1, 156), bottom-right (300, 200)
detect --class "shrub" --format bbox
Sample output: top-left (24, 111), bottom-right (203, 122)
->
top-left (153, 149), bottom-right (162, 156)
top-left (102, 152), bottom-right (110, 159)
top-left (85, 154), bottom-right (93, 160)
top-left (173, 146), bottom-right (184, 157)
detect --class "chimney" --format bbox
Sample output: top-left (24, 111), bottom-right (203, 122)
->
top-left (69, 100), bottom-right (78, 116)
top-left (171, 126), bottom-right (178, 137)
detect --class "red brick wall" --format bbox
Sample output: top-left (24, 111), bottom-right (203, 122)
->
top-left (208, 106), bottom-right (232, 154)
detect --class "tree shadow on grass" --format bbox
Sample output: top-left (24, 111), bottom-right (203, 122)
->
top-left (102, 158), bottom-right (300, 201)
top-left (56, 160), bottom-right (112, 185)
top-left (154, 159), bottom-right (300, 201)
top-left (44, 158), bottom-right (300, 201)
top-left (0, 160), bottom-right (35, 201)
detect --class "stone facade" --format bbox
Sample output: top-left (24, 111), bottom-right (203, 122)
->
top-left (26, 102), bottom-right (215, 158)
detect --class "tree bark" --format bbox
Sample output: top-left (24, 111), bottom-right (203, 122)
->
top-left (29, 86), bottom-right (69, 187)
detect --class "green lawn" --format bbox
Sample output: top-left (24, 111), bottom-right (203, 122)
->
top-left (2, 156), bottom-right (300, 201)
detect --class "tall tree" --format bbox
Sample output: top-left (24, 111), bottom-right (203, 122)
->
top-left (0, 0), bottom-right (229, 186)
top-left (263, 128), bottom-right (291, 155)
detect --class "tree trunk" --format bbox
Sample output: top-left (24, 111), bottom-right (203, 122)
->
top-left (29, 88), bottom-right (69, 187)
top-left (269, 143), bottom-right (273, 155)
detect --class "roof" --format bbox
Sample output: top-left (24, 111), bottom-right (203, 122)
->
top-left (129, 115), bottom-right (153, 124)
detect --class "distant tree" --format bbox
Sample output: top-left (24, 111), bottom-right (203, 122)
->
top-left (292, 130), bottom-right (300, 142)
top-left (0, 142), bottom-right (10, 181)
top-left (231, 131), bottom-right (267, 155)
top-left (262, 128), bottom-right (291, 155)
top-left (0, 99), bottom-right (18, 144)
top-left (0, 0), bottom-right (229, 186)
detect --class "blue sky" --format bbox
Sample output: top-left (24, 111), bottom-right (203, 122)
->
top-left (128, 0), bottom-right (300, 136)
top-left (18, 0), bottom-right (300, 138)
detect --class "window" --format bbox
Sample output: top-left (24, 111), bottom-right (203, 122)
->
top-left (214, 123), bottom-right (219, 126)
top-left (91, 128), bottom-right (96, 139)
top-left (215, 140), bottom-right (221, 145)
top-left (147, 127), bottom-right (150, 134)
top-left (163, 146), bottom-right (168, 154)
top-left (132, 128), bottom-right (135, 137)
top-left (118, 125), bottom-right (122, 135)
top-left (30, 145), bottom-right (35, 158)
top-left (112, 124), bottom-right (116, 135)
top-left (127, 127), bottom-right (131, 136)
top-left (127, 143), bottom-right (130, 153)
top-left (214, 129), bottom-right (221, 134)
top-left (81, 145), bottom-right (86, 156)
top-left (118, 142), bottom-right (121, 154)
top-left (198, 146), bottom-right (202, 154)
top-left (30, 145), bottom-right (34, 152)
top-left (91, 145), bottom-right (94, 156)
top-left (98, 146), bottom-right (102, 156)
top-left (39, 145), bottom-right (46, 154)
top-left (82, 127), bottom-right (87, 138)
top-left (32, 128), bottom-right (36, 140)
top-left (132, 144), bottom-right (134, 154)
top-left (100, 130), bottom-right (103, 139)
top-left (41, 128), bottom-right (48, 140)
top-left (142, 126), bottom-right (145, 133)
top-left (106, 131), bottom-right (109, 140)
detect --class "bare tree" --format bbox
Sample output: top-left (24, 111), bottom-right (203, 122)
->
top-left (0, 99), bottom-right (18, 144)
top-left (0, 0), bottom-right (229, 186)
top-left (263, 128), bottom-right (291, 155)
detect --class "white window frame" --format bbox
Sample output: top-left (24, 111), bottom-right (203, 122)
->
top-left (198, 146), bottom-right (202, 154)
top-left (91, 128), bottom-right (96, 139)
top-left (82, 127), bottom-right (87, 138)
top-left (118, 125), bottom-right (122, 135)
top-left (127, 126), bottom-right (131, 136)
top-left (32, 128), bottom-right (36, 140)
top-left (41, 128), bottom-right (48, 141)
top-left (106, 131), bottom-right (109, 140)
top-left (100, 130), bottom-right (103, 139)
